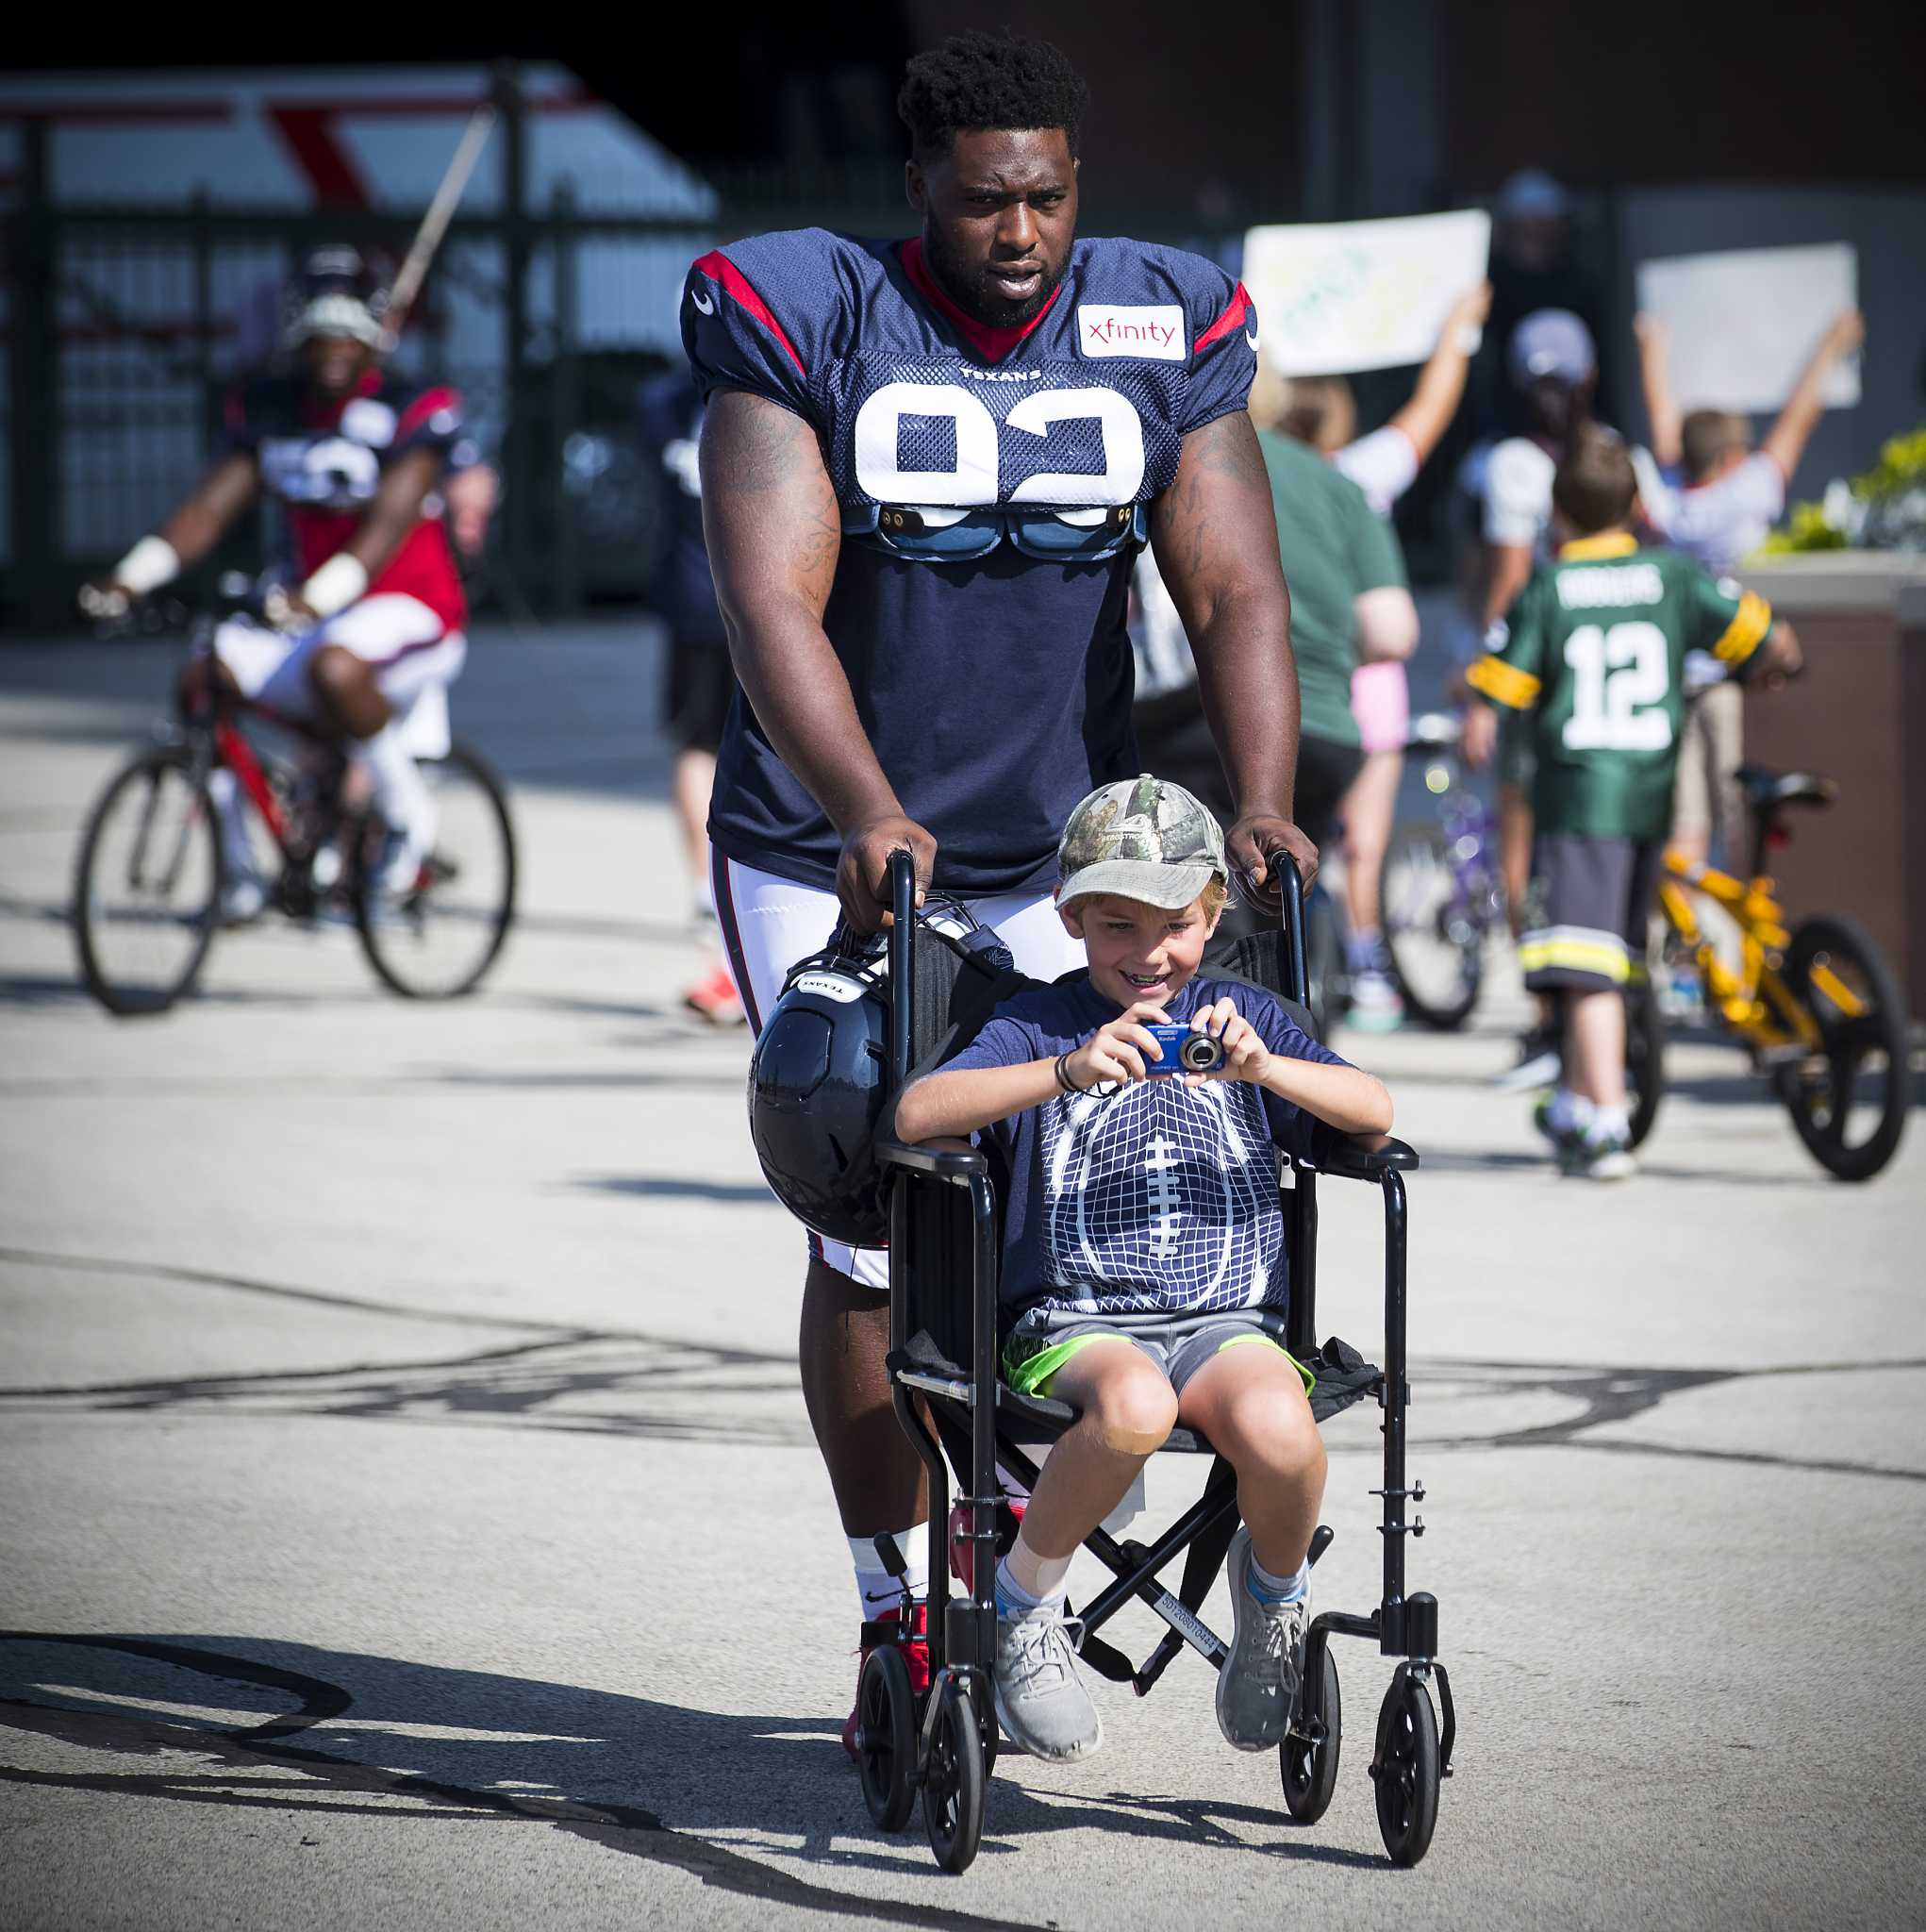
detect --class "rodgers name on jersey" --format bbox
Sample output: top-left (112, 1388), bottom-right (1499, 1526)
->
top-left (1468, 532), bottom-right (1772, 841)
top-left (682, 227), bottom-right (1258, 896)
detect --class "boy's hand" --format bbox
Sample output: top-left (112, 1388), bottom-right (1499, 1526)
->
top-left (1461, 699), bottom-right (1499, 770)
top-left (1066, 1001), bottom-right (1171, 1088)
top-left (1183, 997), bottom-right (1272, 1086)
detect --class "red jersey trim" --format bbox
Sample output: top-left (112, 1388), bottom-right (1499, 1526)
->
top-left (396, 386), bottom-right (459, 441)
top-left (694, 249), bottom-right (806, 376)
top-left (1194, 281), bottom-right (1253, 353)
top-left (899, 239), bottom-right (1062, 363)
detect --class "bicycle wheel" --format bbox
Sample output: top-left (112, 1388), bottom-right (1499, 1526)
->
top-left (73, 745), bottom-right (223, 1016)
top-left (1775, 914), bottom-right (1910, 1181)
top-left (355, 742), bottom-right (517, 999)
top-left (1381, 821), bottom-right (1485, 1030)
top-left (1625, 982), bottom-right (1666, 1150)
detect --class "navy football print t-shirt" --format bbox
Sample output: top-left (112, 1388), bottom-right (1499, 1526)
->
top-left (682, 228), bottom-right (1259, 896)
top-left (939, 975), bottom-right (1346, 1323)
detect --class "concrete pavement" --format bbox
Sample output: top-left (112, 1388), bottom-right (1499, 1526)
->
top-left (3, 625), bottom-right (1923, 1930)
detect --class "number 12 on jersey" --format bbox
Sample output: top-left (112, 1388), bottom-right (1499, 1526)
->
top-left (1562, 622), bottom-right (1673, 752)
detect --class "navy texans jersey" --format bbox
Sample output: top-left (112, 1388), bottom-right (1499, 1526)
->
top-left (220, 368), bottom-right (473, 629)
top-left (682, 228), bottom-right (1258, 896)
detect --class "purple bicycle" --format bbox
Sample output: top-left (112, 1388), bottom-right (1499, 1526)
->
top-left (1380, 713), bottom-right (1507, 1031)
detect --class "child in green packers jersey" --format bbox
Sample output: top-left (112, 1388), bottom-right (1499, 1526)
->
top-left (1462, 430), bottom-right (1801, 1178)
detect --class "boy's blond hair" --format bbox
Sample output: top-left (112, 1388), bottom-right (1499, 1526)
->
top-left (1059, 877), bottom-right (1229, 924)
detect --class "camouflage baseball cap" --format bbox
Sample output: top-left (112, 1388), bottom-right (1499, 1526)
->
top-left (1054, 774), bottom-right (1229, 911)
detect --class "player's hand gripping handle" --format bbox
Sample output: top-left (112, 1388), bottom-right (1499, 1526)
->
top-left (837, 814), bottom-right (936, 935)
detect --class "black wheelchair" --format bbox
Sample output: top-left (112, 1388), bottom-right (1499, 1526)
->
top-left (854, 852), bottom-right (1454, 1873)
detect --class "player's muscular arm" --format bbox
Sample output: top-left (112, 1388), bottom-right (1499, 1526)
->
top-left (343, 446), bottom-right (443, 578)
top-left (1151, 409), bottom-right (1317, 896)
top-left (81, 451), bottom-right (259, 618)
top-left (156, 452), bottom-right (259, 568)
top-left (700, 389), bottom-right (933, 929)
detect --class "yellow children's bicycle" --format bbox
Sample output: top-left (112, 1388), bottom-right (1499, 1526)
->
top-left (1625, 764), bottom-right (1912, 1180)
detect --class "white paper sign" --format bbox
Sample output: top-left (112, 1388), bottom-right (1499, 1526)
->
top-left (1240, 209), bottom-right (1492, 376)
top-left (1635, 244), bottom-right (1860, 412)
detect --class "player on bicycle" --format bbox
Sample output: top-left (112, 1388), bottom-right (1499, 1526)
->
top-left (686, 30), bottom-right (1316, 1752)
top-left (80, 245), bottom-right (474, 915)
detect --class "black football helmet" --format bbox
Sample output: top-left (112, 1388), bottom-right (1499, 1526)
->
top-left (282, 244), bottom-right (391, 351)
top-left (748, 902), bottom-right (1017, 1247)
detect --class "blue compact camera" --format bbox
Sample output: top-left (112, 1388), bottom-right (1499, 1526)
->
top-left (1143, 1022), bottom-right (1224, 1075)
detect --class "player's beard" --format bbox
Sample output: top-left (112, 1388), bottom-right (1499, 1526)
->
top-left (923, 223), bottom-right (1067, 330)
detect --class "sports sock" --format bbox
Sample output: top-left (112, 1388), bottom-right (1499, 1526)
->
top-left (998, 1529), bottom-right (1072, 1612)
top-left (356, 723), bottom-right (433, 848)
top-left (849, 1529), bottom-right (928, 1622)
top-left (1587, 1104), bottom-right (1630, 1143)
top-left (1247, 1551), bottom-right (1310, 1606)
top-left (1344, 926), bottom-right (1383, 974)
top-left (206, 769), bottom-right (256, 878)
top-left (1545, 1086), bottom-right (1593, 1136)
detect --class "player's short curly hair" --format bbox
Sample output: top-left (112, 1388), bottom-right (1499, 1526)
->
top-left (897, 31), bottom-right (1090, 163)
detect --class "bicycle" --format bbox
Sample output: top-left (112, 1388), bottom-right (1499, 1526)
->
top-left (72, 588), bottom-right (518, 1016)
top-left (1628, 764), bottom-right (1911, 1180)
top-left (1379, 713), bottom-right (1508, 1030)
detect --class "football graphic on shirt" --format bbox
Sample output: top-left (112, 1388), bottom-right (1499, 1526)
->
top-left (1040, 1082), bottom-right (1281, 1314)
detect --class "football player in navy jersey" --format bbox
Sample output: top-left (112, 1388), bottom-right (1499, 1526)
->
top-left (684, 31), bottom-right (1318, 1754)
top-left (82, 246), bottom-right (473, 909)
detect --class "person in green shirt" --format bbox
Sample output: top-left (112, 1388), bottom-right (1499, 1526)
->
top-left (1131, 423), bottom-right (1417, 880)
top-left (1251, 428), bottom-right (1419, 860)
top-left (1463, 429), bottom-right (1799, 1178)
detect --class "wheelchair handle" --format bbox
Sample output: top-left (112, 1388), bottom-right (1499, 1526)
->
top-left (887, 847), bottom-right (917, 1089)
top-left (1275, 851), bottom-right (1310, 1011)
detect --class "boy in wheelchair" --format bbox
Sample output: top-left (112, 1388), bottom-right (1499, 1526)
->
top-left (893, 776), bottom-right (1392, 1765)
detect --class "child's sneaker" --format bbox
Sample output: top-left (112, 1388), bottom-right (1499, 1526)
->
top-left (840, 1600), bottom-right (929, 1760)
top-left (1347, 964), bottom-right (1404, 1033)
top-left (1216, 1525), bottom-right (1309, 1752)
top-left (1560, 1126), bottom-right (1637, 1181)
top-left (992, 1599), bottom-right (1102, 1762)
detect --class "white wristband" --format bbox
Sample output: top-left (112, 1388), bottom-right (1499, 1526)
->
top-left (300, 553), bottom-right (369, 620)
top-left (113, 535), bottom-right (181, 596)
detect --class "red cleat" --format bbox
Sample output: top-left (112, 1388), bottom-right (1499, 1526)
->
top-left (841, 1599), bottom-right (930, 1760)
top-left (683, 960), bottom-right (745, 1027)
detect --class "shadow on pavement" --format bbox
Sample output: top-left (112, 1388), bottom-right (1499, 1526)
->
top-left (578, 1174), bottom-right (776, 1206)
top-left (0, 1631), bottom-right (1383, 1928)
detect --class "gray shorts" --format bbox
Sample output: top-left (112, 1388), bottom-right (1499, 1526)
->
top-left (1002, 1305), bottom-right (1310, 1400)
top-left (1520, 833), bottom-right (1661, 993)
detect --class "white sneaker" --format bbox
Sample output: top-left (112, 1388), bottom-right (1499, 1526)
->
top-left (373, 824), bottom-right (433, 901)
top-left (1347, 967), bottom-right (1404, 1033)
top-left (219, 874), bottom-right (267, 925)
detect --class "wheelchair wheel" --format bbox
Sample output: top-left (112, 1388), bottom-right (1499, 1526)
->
top-left (1370, 1672), bottom-right (1439, 1868)
top-left (1280, 1641), bottom-right (1341, 1824)
top-left (354, 742), bottom-right (516, 999)
top-left (1775, 914), bottom-right (1910, 1181)
top-left (74, 745), bottom-right (223, 1017)
top-left (921, 1677), bottom-right (985, 1874)
top-left (855, 1645), bottom-right (915, 1834)
top-left (1625, 983), bottom-right (1666, 1150)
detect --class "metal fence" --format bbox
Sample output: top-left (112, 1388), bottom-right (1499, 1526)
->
top-left (0, 91), bottom-right (928, 631)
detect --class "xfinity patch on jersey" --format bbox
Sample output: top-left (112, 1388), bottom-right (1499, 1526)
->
top-left (1077, 305), bottom-right (1187, 361)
